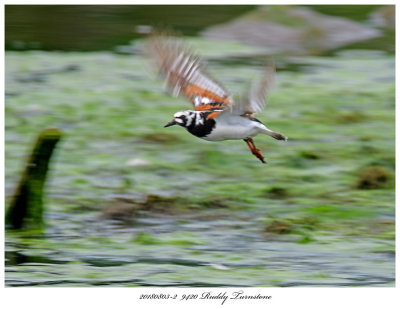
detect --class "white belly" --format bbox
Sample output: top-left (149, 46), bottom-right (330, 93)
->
top-left (202, 116), bottom-right (262, 141)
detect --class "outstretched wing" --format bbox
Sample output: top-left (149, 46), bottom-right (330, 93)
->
top-left (148, 35), bottom-right (233, 119)
top-left (237, 62), bottom-right (275, 117)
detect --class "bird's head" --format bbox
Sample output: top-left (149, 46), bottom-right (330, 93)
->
top-left (164, 110), bottom-right (195, 128)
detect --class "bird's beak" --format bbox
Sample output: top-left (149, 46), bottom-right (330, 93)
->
top-left (164, 119), bottom-right (177, 127)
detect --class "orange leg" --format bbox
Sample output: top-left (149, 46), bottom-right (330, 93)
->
top-left (244, 138), bottom-right (266, 163)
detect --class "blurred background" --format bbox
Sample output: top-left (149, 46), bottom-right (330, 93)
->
top-left (5, 5), bottom-right (395, 287)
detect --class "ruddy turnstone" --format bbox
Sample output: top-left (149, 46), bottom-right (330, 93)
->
top-left (149, 36), bottom-right (287, 163)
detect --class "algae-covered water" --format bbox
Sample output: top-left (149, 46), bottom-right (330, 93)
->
top-left (4, 6), bottom-right (395, 287)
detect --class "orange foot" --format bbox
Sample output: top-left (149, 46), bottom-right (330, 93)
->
top-left (244, 138), bottom-right (266, 164)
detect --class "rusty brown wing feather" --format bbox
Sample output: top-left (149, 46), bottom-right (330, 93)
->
top-left (148, 36), bottom-right (233, 119)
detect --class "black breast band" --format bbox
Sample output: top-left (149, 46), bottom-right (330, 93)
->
top-left (186, 112), bottom-right (216, 138)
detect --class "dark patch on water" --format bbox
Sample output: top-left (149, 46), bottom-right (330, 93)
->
top-left (5, 5), bottom-right (257, 51)
top-left (6, 250), bottom-right (68, 266)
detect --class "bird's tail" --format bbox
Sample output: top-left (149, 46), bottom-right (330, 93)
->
top-left (260, 127), bottom-right (288, 141)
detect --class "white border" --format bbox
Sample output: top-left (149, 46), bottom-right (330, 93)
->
top-left (1, 1), bottom-right (398, 309)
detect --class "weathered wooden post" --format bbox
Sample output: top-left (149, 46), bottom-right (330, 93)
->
top-left (6, 128), bottom-right (62, 229)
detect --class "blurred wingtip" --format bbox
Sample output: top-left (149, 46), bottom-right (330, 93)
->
top-left (146, 29), bottom-right (187, 66)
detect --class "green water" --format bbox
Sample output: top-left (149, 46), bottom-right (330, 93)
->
top-left (4, 5), bottom-right (395, 287)
top-left (5, 5), bottom-right (256, 51)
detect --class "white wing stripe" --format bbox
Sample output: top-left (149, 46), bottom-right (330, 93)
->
top-left (170, 52), bottom-right (185, 72)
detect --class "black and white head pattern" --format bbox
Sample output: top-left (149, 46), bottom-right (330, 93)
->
top-left (173, 110), bottom-right (202, 127)
top-left (173, 110), bottom-right (216, 138)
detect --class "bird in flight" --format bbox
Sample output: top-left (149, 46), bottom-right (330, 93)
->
top-left (148, 35), bottom-right (287, 163)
